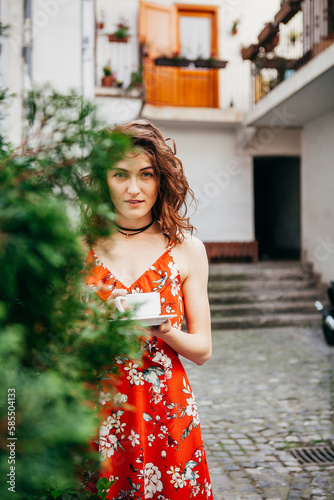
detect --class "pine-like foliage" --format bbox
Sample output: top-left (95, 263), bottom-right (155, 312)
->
top-left (0, 87), bottom-right (143, 500)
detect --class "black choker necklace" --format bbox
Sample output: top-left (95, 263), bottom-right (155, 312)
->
top-left (115, 219), bottom-right (155, 237)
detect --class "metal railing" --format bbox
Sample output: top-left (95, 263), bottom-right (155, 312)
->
top-left (95, 29), bottom-right (252, 112)
top-left (251, 0), bottom-right (334, 103)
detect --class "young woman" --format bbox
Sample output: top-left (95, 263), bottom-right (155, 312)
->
top-left (85, 120), bottom-right (213, 499)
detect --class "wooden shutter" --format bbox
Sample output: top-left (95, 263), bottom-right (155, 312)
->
top-left (139, 1), bottom-right (176, 58)
top-left (139, 0), bottom-right (176, 105)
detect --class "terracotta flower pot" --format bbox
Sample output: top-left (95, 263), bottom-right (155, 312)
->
top-left (107, 33), bottom-right (129, 43)
top-left (263, 33), bottom-right (280, 52)
top-left (241, 44), bottom-right (260, 61)
top-left (101, 75), bottom-right (115, 87)
top-left (258, 23), bottom-right (278, 45)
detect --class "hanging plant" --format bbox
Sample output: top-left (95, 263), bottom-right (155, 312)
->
top-left (289, 30), bottom-right (299, 44)
top-left (96, 10), bottom-right (105, 30)
top-left (232, 19), bottom-right (240, 35)
top-left (108, 17), bottom-right (130, 43)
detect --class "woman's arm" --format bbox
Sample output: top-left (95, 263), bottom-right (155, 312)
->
top-left (151, 237), bottom-right (212, 366)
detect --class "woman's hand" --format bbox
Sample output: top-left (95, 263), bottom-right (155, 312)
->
top-left (148, 237), bottom-right (212, 366)
top-left (105, 288), bottom-right (128, 314)
top-left (107, 288), bottom-right (128, 302)
top-left (150, 319), bottom-right (172, 337)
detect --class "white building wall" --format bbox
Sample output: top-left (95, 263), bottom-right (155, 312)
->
top-left (153, 121), bottom-right (254, 242)
top-left (242, 127), bottom-right (301, 157)
top-left (82, 0), bottom-right (95, 97)
top-left (301, 108), bottom-right (334, 283)
top-left (1, 0), bottom-right (25, 147)
top-left (32, 0), bottom-right (88, 94)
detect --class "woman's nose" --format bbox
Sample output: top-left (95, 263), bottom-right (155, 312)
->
top-left (127, 177), bottom-right (140, 194)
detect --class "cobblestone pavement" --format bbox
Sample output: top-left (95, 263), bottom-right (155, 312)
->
top-left (182, 327), bottom-right (334, 500)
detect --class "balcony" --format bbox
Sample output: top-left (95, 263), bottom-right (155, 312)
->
top-left (94, 2), bottom-right (252, 125)
top-left (95, 30), bottom-right (251, 124)
top-left (241, 0), bottom-right (334, 104)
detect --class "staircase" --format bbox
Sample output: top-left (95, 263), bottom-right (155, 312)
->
top-left (209, 261), bottom-right (325, 330)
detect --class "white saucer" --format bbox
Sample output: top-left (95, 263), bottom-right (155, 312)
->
top-left (121, 314), bottom-right (177, 327)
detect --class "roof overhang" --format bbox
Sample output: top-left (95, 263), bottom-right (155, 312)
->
top-left (142, 104), bottom-right (246, 127)
top-left (244, 44), bottom-right (334, 128)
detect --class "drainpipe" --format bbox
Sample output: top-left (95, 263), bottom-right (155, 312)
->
top-left (81, 0), bottom-right (95, 98)
top-left (0, 0), bottom-right (7, 140)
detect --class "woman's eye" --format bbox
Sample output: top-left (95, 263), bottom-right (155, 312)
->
top-left (114, 172), bottom-right (126, 178)
top-left (142, 172), bottom-right (153, 178)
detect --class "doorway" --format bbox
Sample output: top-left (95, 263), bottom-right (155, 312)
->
top-left (254, 156), bottom-right (301, 260)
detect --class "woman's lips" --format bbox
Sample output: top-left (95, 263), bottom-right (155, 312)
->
top-left (126, 200), bottom-right (144, 207)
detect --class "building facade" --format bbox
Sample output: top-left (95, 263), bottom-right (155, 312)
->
top-left (1, 0), bottom-right (333, 282)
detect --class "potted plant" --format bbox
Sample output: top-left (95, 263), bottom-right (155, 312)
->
top-left (154, 51), bottom-right (173, 66)
top-left (101, 64), bottom-right (115, 87)
top-left (258, 22), bottom-right (279, 45)
top-left (232, 19), bottom-right (240, 35)
top-left (171, 50), bottom-right (190, 66)
top-left (194, 51), bottom-right (228, 68)
top-left (263, 32), bottom-right (280, 52)
top-left (127, 67), bottom-right (145, 96)
top-left (154, 53), bottom-right (172, 66)
top-left (96, 10), bottom-right (105, 30)
top-left (289, 30), bottom-right (298, 44)
top-left (241, 43), bottom-right (260, 61)
top-left (108, 17), bottom-right (130, 43)
top-left (154, 51), bottom-right (190, 67)
top-left (275, 0), bottom-right (302, 25)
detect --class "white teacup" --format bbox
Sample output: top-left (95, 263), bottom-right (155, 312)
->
top-left (115, 292), bottom-right (161, 319)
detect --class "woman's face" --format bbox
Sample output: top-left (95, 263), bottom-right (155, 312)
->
top-left (107, 152), bottom-right (159, 224)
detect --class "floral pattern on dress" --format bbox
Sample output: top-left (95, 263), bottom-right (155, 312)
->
top-left (85, 242), bottom-right (213, 499)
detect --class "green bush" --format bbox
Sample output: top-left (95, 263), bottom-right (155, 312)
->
top-left (0, 87), bottom-right (141, 499)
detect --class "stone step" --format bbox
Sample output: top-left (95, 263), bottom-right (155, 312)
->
top-left (209, 261), bottom-right (312, 271)
top-left (211, 313), bottom-right (321, 330)
top-left (207, 260), bottom-right (323, 329)
top-left (209, 262), bottom-right (313, 282)
top-left (208, 289), bottom-right (323, 304)
top-left (208, 278), bottom-right (318, 293)
top-left (210, 301), bottom-right (318, 317)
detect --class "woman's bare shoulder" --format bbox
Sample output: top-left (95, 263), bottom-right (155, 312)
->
top-left (172, 235), bottom-right (208, 285)
top-left (173, 235), bottom-right (208, 272)
top-left (177, 234), bottom-right (206, 255)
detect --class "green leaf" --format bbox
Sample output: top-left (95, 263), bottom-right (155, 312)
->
top-left (51, 491), bottom-right (62, 499)
top-left (97, 477), bottom-right (110, 492)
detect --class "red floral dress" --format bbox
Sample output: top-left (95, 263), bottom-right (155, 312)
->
top-left (85, 241), bottom-right (213, 499)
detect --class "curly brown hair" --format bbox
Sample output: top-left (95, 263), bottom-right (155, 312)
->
top-left (111, 120), bottom-right (197, 243)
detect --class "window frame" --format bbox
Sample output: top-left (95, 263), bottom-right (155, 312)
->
top-left (175, 4), bottom-right (219, 57)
